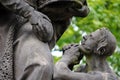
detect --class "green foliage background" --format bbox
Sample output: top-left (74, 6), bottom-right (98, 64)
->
top-left (53, 0), bottom-right (120, 76)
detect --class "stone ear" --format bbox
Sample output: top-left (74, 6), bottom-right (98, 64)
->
top-left (96, 40), bottom-right (107, 55)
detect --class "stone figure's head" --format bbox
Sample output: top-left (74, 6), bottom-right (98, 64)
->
top-left (81, 28), bottom-right (116, 56)
top-left (25, 0), bottom-right (89, 20)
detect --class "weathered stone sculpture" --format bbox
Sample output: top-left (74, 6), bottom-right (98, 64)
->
top-left (0, 0), bottom-right (89, 80)
top-left (54, 28), bottom-right (119, 80)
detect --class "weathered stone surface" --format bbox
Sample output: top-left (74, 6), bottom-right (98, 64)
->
top-left (54, 28), bottom-right (119, 80)
top-left (0, 0), bottom-right (89, 80)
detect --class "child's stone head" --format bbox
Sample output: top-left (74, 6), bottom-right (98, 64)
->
top-left (81, 28), bottom-right (116, 56)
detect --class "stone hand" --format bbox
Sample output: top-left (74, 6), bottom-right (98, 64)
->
top-left (62, 44), bottom-right (84, 65)
top-left (29, 10), bottom-right (53, 42)
top-left (79, 45), bottom-right (90, 54)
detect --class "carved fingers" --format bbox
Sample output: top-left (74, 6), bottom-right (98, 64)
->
top-left (62, 43), bottom-right (79, 53)
top-left (30, 10), bottom-right (53, 42)
top-left (62, 43), bottom-right (84, 65)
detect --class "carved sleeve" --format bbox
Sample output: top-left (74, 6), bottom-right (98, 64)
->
top-left (0, 0), bottom-right (34, 18)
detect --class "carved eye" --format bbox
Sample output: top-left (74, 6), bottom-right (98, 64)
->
top-left (90, 34), bottom-right (92, 37)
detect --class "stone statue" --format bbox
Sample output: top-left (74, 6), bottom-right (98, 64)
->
top-left (0, 0), bottom-right (89, 80)
top-left (54, 28), bottom-right (119, 80)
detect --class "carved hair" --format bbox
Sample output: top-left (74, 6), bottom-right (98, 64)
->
top-left (96, 28), bottom-right (116, 56)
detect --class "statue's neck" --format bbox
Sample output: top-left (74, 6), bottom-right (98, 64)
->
top-left (85, 54), bottom-right (111, 73)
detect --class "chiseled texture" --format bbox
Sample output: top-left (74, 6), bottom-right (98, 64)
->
top-left (54, 28), bottom-right (119, 80)
top-left (0, 0), bottom-right (54, 42)
top-left (0, 0), bottom-right (89, 80)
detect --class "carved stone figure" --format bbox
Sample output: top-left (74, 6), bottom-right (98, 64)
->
top-left (54, 28), bottom-right (119, 80)
top-left (0, 0), bottom-right (89, 80)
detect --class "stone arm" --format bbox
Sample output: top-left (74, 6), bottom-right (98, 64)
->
top-left (54, 62), bottom-right (104, 80)
top-left (54, 44), bottom-right (118, 80)
top-left (0, 0), bottom-right (53, 42)
top-left (54, 62), bottom-right (118, 80)
top-left (54, 61), bottom-right (119, 80)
